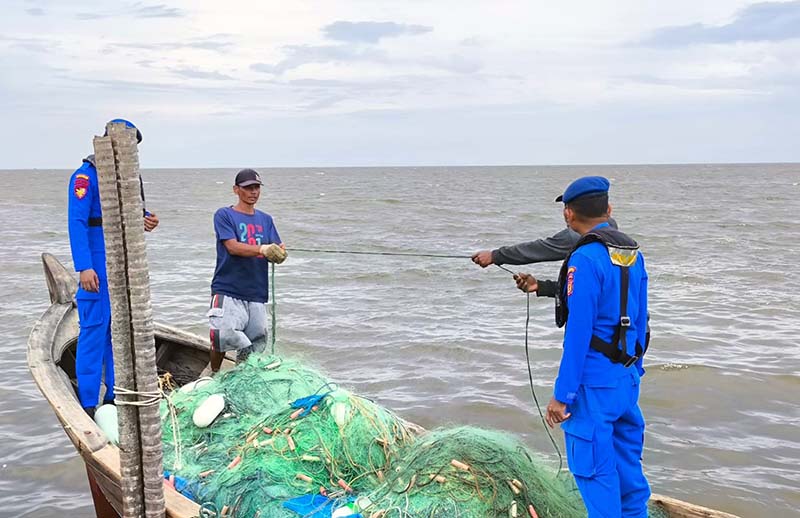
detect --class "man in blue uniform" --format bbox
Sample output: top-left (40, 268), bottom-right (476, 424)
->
top-left (207, 168), bottom-right (285, 373)
top-left (514, 177), bottom-right (650, 517)
top-left (68, 119), bottom-right (159, 417)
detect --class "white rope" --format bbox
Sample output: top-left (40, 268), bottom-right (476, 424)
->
top-left (165, 390), bottom-right (183, 471)
top-left (113, 383), bottom-right (183, 469)
top-left (113, 385), bottom-right (162, 406)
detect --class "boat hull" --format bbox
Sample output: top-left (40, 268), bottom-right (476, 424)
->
top-left (27, 254), bottom-right (739, 518)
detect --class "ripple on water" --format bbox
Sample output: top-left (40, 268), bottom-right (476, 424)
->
top-left (2, 165), bottom-right (799, 516)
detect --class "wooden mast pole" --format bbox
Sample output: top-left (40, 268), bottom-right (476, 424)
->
top-left (94, 122), bottom-right (165, 517)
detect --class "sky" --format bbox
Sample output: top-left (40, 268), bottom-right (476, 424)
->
top-left (1, 0), bottom-right (799, 168)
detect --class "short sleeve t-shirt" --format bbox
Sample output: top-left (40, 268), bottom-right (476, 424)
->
top-left (211, 206), bottom-right (281, 303)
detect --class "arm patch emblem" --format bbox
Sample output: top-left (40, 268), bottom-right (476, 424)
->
top-left (566, 266), bottom-right (576, 296)
top-left (74, 177), bottom-right (89, 199)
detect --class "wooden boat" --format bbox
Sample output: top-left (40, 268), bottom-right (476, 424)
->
top-left (28, 253), bottom-right (739, 518)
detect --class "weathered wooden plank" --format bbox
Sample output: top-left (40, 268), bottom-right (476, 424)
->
top-left (90, 445), bottom-right (201, 518)
top-left (87, 463), bottom-right (122, 517)
top-left (28, 302), bottom-right (109, 452)
top-left (154, 341), bottom-right (174, 366)
top-left (651, 493), bottom-right (740, 518)
top-left (42, 252), bottom-right (77, 304)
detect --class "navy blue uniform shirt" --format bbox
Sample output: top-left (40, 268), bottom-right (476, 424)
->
top-left (68, 159), bottom-right (107, 298)
top-left (554, 222), bottom-right (649, 404)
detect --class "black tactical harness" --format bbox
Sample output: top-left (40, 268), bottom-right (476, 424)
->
top-left (555, 226), bottom-right (647, 368)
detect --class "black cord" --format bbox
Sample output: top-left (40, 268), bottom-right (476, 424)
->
top-left (494, 264), bottom-right (515, 275)
top-left (493, 264), bottom-right (564, 471)
top-left (522, 290), bottom-right (564, 473)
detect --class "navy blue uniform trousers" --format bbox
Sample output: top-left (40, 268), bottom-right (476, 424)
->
top-left (75, 288), bottom-right (115, 408)
top-left (561, 370), bottom-right (650, 518)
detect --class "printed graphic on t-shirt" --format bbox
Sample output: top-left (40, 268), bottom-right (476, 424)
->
top-left (239, 223), bottom-right (264, 245)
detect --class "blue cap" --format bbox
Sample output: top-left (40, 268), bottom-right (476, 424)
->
top-left (105, 119), bottom-right (142, 143)
top-left (555, 176), bottom-right (610, 203)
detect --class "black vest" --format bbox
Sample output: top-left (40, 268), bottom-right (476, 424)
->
top-left (555, 226), bottom-right (646, 367)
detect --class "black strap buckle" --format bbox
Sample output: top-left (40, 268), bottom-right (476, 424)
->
top-left (620, 316), bottom-right (631, 327)
top-left (623, 354), bottom-right (639, 368)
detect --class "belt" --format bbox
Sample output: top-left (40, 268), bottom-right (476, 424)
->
top-left (88, 217), bottom-right (103, 227)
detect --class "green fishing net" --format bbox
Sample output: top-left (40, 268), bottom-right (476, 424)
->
top-left (160, 353), bottom-right (668, 518)
top-left (358, 427), bottom-right (585, 518)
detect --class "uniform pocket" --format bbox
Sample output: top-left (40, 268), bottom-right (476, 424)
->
top-left (76, 288), bottom-right (101, 301)
top-left (206, 307), bottom-right (224, 318)
top-left (562, 418), bottom-right (596, 477)
top-left (77, 299), bottom-right (104, 327)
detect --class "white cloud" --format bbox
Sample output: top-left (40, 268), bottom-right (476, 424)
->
top-left (640, 1), bottom-right (800, 47)
top-left (322, 21), bottom-right (432, 44)
top-left (0, 0), bottom-right (797, 167)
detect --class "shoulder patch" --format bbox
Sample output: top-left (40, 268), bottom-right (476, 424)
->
top-left (73, 176), bottom-right (89, 199)
top-left (566, 266), bottom-right (576, 296)
top-left (608, 246), bottom-right (638, 267)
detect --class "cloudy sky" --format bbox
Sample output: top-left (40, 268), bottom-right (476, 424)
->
top-left (1, 0), bottom-right (798, 168)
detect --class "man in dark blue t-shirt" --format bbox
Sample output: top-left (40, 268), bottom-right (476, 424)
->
top-left (207, 168), bottom-right (286, 373)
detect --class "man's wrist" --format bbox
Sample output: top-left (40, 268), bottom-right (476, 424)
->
top-left (553, 380), bottom-right (576, 404)
top-left (537, 279), bottom-right (558, 298)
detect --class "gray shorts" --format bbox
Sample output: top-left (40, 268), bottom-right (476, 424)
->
top-left (207, 293), bottom-right (268, 360)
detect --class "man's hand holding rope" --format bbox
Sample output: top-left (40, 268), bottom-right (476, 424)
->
top-left (513, 272), bottom-right (538, 293)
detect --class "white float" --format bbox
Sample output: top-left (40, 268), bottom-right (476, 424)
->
top-left (94, 404), bottom-right (119, 445)
top-left (330, 401), bottom-right (350, 427)
top-left (193, 394), bottom-right (226, 428)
